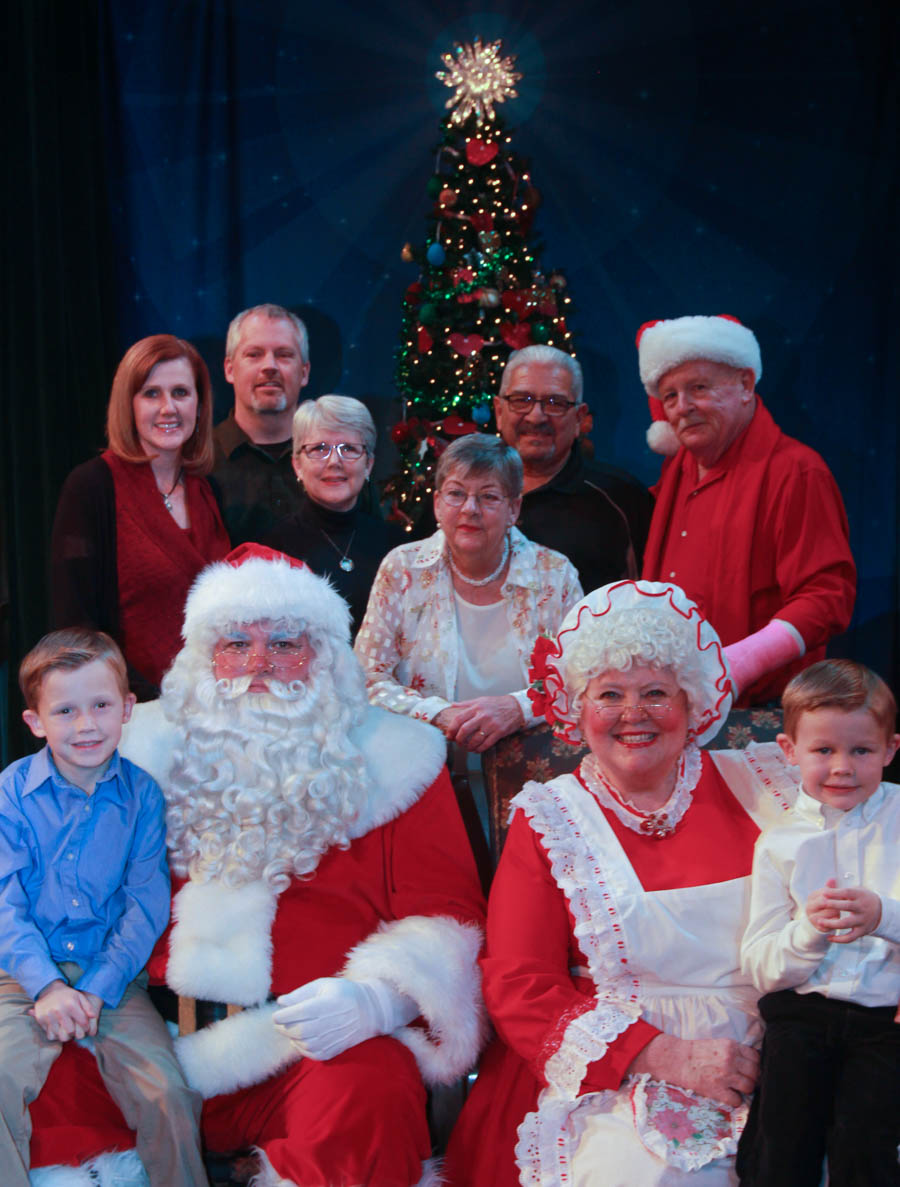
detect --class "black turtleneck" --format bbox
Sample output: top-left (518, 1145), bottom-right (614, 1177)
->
top-left (262, 491), bottom-right (404, 635)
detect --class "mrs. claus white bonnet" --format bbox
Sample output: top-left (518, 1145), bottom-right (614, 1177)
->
top-left (528, 580), bottom-right (733, 747)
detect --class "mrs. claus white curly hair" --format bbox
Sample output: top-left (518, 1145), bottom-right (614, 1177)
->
top-left (537, 581), bottom-right (732, 747)
top-left (160, 619), bottom-right (370, 891)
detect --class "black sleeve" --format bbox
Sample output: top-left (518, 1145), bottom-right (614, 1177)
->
top-left (50, 457), bottom-right (118, 635)
top-left (624, 480), bottom-right (655, 572)
top-left (49, 457), bottom-right (158, 700)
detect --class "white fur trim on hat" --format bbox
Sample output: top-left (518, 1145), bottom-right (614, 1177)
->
top-left (646, 420), bottom-right (680, 456)
top-left (182, 552), bottom-right (351, 646)
top-left (638, 315), bottom-right (762, 397)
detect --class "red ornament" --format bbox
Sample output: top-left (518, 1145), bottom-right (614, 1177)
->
top-left (406, 282), bottom-right (423, 304)
top-left (469, 211), bottom-right (494, 233)
top-left (449, 332), bottom-right (485, 356)
top-left (439, 187), bottom-right (457, 207)
top-left (417, 327), bottom-right (433, 353)
top-left (440, 414), bottom-right (479, 437)
top-left (501, 290), bottom-right (530, 318)
top-left (501, 322), bottom-right (532, 350)
top-left (451, 267), bottom-right (475, 286)
top-left (390, 422), bottom-right (413, 446)
top-left (466, 138), bottom-right (499, 166)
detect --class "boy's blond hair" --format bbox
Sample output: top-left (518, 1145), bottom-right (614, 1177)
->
top-left (781, 659), bottom-right (897, 740)
top-left (19, 629), bottom-right (129, 710)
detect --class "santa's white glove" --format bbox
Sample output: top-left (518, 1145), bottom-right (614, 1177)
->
top-left (271, 976), bottom-right (418, 1061)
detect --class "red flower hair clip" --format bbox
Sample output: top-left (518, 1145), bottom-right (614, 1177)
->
top-left (527, 634), bottom-right (561, 721)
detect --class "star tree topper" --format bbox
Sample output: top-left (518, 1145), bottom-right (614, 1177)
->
top-left (437, 38), bottom-right (521, 126)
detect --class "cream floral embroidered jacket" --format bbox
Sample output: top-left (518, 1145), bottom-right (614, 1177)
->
top-left (354, 528), bottom-right (583, 723)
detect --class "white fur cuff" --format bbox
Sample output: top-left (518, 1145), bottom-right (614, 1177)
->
top-left (342, 915), bottom-right (486, 1085)
top-left (176, 1002), bottom-right (299, 1098)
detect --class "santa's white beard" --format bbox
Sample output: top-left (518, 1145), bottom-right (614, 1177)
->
top-left (163, 672), bottom-right (367, 889)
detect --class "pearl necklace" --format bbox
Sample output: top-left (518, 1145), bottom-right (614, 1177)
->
top-left (579, 744), bottom-right (702, 838)
top-left (447, 533), bottom-right (510, 587)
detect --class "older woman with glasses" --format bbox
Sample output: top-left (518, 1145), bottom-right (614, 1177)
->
top-left (446, 580), bottom-right (795, 1187)
top-left (355, 434), bottom-right (582, 752)
top-left (263, 395), bottom-right (403, 633)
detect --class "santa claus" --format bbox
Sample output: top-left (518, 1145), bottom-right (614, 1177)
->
top-left (29, 544), bottom-right (486, 1187)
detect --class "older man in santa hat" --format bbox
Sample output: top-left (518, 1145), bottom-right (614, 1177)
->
top-left (28, 543), bottom-right (485, 1187)
top-left (638, 314), bottom-right (856, 707)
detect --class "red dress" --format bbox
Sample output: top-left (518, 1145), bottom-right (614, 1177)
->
top-left (446, 747), bottom-right (794, 1186)
top-left (30, 707), bottom-right (486, 1186)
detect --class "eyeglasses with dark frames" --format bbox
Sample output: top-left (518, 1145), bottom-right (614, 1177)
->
top-left (499, 393), bottom-right (578, 417)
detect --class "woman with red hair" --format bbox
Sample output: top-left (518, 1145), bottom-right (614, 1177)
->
top-left (51, 335), bottom-right (230, 699)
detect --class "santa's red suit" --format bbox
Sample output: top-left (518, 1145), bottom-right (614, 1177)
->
top-left (29, 697), bottom-right (486, 1182)
top-left (29, 682), bottom-right (485, 1187)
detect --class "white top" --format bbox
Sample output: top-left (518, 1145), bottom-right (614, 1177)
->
top-left (354, 527), bottom-right (582, 724)
top-left (453, 591), bottom-right (529, 713)
top-left (741, 782), bottom-right (900, 1007)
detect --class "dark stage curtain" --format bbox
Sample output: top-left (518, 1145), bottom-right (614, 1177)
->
top-left (2, 2), bottom-right (120, 760)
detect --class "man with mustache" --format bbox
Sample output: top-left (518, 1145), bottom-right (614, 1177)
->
top-left (493, 345), bottom-right (653, 593)
top-left (210, 303), bottom-right (311, 544)
top-left (28, 543), bottom-right (486, 1186)
top-left (639, 314), bottom-right (856, 706)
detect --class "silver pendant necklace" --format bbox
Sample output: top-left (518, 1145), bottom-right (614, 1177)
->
top-left (447, 533), bottom-right (510, 587)
top-left (160, 467), bottom-right (183, 513)
top-left (321, 529), bottom-right (356, 573)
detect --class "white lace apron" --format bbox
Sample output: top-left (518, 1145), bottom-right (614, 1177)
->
top-left (512, 746), bottom-right (795, 1187)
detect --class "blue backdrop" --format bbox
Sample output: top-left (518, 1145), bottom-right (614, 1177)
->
top-left (75, 0), bottom-right (900, 681)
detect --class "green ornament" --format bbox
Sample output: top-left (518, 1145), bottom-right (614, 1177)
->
top-left (418, 303), bottom-right (439, 326)
top-left (426, 176), bottom-right (444, 199)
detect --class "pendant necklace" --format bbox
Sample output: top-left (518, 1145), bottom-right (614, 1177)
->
top-left (159, 467), bottom-right (184, 513)
top-left (321, 529), bottom-right (356, 572)
top-left (447, 533), bottom-right (510, 587)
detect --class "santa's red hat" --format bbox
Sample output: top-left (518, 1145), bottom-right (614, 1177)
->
top-left (636, 314), bottom-right (762, 454)
top-left (181, 543), bottom-right (352, 648)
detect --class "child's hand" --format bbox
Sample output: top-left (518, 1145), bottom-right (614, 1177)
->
top-left (29, 981), bottom-right (101, 1041)
top-left (806, 878), bottom-right (844, 933)
top-left (824, 887), bottom-right (882, 943)
top-left (806, 878), bottom-right (882, 942)
top-left (81, 991), bottom-right (103, 1035)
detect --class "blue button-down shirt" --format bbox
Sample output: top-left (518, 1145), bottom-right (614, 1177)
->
top-left (0, 746), bottom-right (169, 1006)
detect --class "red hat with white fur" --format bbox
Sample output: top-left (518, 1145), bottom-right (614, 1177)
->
top-left (181, 543), bottom-right (352, 649)
top-left (636, 315), bottom-right (762, 454)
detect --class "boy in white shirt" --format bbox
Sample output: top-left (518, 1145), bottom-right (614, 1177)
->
top-left (738, 659), bottom-right (900, 1186)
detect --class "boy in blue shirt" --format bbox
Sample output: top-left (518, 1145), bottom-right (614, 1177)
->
top-left (0, 629), bottom-right (204, 1186)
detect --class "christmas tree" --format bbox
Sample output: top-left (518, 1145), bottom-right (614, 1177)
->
top-left (386, 39), bottom-right (577, 531)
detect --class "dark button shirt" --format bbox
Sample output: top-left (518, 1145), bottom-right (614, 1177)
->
top-left (516, 445), bottom-right (654, 594)
top-left (209, 411), bottom-right (303, 546)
